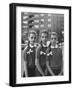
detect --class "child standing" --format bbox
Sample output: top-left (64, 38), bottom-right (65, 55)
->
top-left (46, 32), bottom-right (63, 76)
top-left (35, 30), bottom-right (50, 76)
top-left (23, 31), bottom-right (38, 77)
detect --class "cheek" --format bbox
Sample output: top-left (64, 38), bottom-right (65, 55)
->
top-left (41, 37), bottom-right (43, 40)
top-left (29, 38), bottom-right (33, 41)
top-left (53, 39), bottom-right (56, 42)
top-left (51, 40), bottom-right (54, 43)
top-left (42, 38), bottom-right (44, 40)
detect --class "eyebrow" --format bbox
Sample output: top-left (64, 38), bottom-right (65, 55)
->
top-left (51, 37), bottom-right (57, 39)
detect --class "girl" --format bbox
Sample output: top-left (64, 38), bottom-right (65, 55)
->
top-left (46, 32), bottom-right (63, 76)
top-left (23, 31), bottom-right (38, 77)
top-left (35, 30), bottom-right (50, 76)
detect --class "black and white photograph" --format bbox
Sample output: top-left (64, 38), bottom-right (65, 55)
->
top-left (21, 12), bottom-right (64, 77)
top-left (10, 3), bottom-right (71, 87)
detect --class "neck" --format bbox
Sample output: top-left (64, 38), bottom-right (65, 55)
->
top-left (42, 42), bottom-right (46, 45)
top-left (30, 43), bottom-right (34, 46)
top-left (51, 43), bottom-right (56, 47)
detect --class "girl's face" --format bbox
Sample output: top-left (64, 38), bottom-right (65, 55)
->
top-left (51, 35), bottom-right (57, 46)
top-left (41, 33), bottom-right (48, 44)
top-left (29, 33), bottom-right (36, 45)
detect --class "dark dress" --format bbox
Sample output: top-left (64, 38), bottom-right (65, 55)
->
top-left (46, 46), bottom-right (63, 75)
top-left (23, 45), bottom-right (36, 77)
top-left (36, 44), bottom-right (48, 76)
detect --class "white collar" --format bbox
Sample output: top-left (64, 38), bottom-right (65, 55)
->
top-left (29, 44), bottom-right (36, 48)
top-left (42, 44), bottom-right (48, 47)
top-left (51, 44), bottom-right (58, 48)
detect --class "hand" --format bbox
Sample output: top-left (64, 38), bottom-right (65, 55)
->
top-left (41, 73), bottom-right (45, 76)
top-left (50, 71), bottom-right (55, 76)
top-left (58, 72), bottom-right (63, 76)
top-left (47, 51), bottom-right (53, 56)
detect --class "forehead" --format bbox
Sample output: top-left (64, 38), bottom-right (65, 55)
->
top-left (41, 33), bottom-right (48, 36)
top-left (29, 33), bottom-right (36, 37)
top-left (51, 34), bottom-right (57, 38)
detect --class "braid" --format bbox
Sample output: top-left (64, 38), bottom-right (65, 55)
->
top-left (40, 40), bottom-right (43, 47)
top-left (46, 42), bottom-right (51, 54)
top-left (49, 42), bottom-right (51, 52)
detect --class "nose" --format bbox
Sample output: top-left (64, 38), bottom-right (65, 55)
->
top-left (32, 38), bottom-right (35, 41)
top-left (44, 37), bottom-right (46, 40)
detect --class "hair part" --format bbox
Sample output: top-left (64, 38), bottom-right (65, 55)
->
top-left (50, 32), bottom-right (57, 37)
top-left (40, 30), bottom-right (48, 37)
top-left (28, 30), bottom-right (37, 37)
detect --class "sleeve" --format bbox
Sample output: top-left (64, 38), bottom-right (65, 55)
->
top-left (36, 45), bottom-right (41, 59)
top-left (23, 46), bottom-right (28, 61)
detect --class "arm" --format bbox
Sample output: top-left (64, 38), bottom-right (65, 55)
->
top-left (35, 58), bottom-right (45, 76)
top-left (35, 46), bottom-right (45, 76)
top-left (46, 60), bottom-right (55, 76)
top-left (46, 47), bottom-right (55, 76)
top-left (24, 60), bottom-right (28, 77)
top-left (46, 56), bottom-right (55, 76)
top-left (23, 46), bottom-right (28, 77)
top-left (58, 62), bottom-right (63, 75)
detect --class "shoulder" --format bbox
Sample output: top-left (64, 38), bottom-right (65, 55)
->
top-left (23, 46), bottom-right (28, 53)
top-left (57, 45), bottom-right (62, 51)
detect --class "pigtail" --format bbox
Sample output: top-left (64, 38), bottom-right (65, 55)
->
top-left (39, 40), bottom-right (43, 47)
top-left (49, 42), bottom-right (51, 52)
top-left (46, 42), bottom-right (51, 54)
top-left (28, 40), bottom-right (30, 46)
top-left (27, 40), bottom-right (30, 51)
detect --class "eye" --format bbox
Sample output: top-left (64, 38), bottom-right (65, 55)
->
top-left (51, 38), bottom-right (56, 40)
top-left (31, 36), bottom-right (36, 39)
top-left (31, 37), bottom-right (33, 39)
